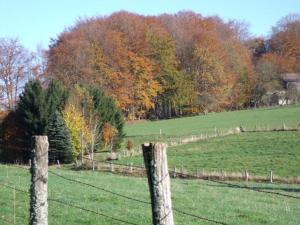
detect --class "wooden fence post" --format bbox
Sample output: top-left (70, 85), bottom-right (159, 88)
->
top-left (270, 170), bottom-right (273, 183)
top-left (30, 136), bottom-right (49, 225)
top-left (57, 160), bottom-right (61, 168)
top-left (245, 170), bottom-right (249, 182)
top-left (110, 162), bottom-right (114, 172)
top-left (129, 163), bottom-right (133, 173)
top-left (173, 167), bottom-right (177, 178)
top-left (142, 143), bottom-right (174, 225)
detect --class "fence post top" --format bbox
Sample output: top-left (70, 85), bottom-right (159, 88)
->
top-left (142, 142), bottom-right (168, 149)
top-left (32, 135), bottom-right (48, 141)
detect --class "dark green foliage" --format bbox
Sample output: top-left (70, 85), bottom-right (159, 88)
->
top-left (7, 79), bottom-right (70, 162)
top-left (17, 80), bottom-right (48, 140)
top-left (46, 80), bottom-right (69, 115)
top-left (89, 88), bottom-right (125, 150)
top-left (47, 111), bottom-right (73, 163)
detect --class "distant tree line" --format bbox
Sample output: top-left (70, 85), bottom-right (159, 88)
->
top-left (45, 12), bottom-right (300, 119)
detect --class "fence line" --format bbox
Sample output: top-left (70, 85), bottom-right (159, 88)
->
top-left (84, 155), bottom-right (300, 184)
top-left (78, 158), bottom-right (300, 200)
top-left (1, 163), bottom-right (299, 225)
top-left (48, 170), bottom-right (150, 205)
top-left (2, 164), bottom-right (300, 199)
top-left (48, 198), bottom-right (139, 225)
top-left (1, 164), bottom-right (230, 225)
top-left (128, 123), bottom-right (299, 152)
top-left (0, 183), bottom-right (140, 225)
top-left (2, 163), bottom-right (300, 200)
top-left (172, 170), bottom-right (300, 200)
top-left (49, 170), bottom-right (228, 224)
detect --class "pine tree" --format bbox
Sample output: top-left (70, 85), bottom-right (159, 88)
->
top-left (17, 80), bottom-right (48, 141)
top-left (47, 111), bottom-right (73, 163)
top-left (90, 88), bottom-right (124, 151)
top-left (46, 80), bottom-right (69, 115)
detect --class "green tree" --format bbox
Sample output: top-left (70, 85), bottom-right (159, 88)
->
top-left (17, 80), bottom-right (48, 141)
top-left (16, 79), bottom-right (70, 161)
top-left (47, 111), bottom-right (73, 163)
top-left (90, 88), bottom-right (124, 150)
top-left (46, 80), bottom-right (69, 115)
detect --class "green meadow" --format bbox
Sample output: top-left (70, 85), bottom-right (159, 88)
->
top-left (0, 165), bottom-right (299, 225)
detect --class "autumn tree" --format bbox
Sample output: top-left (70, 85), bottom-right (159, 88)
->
top-left (63, 104), bottom-right (92, 159)
top-left (269, 14), bottom-right (300, 72)
top-left (127, 52), bottom-right (160, 119)
top-left (46, 11), bottom-right (259, 117)
top-left (0, 38), bottom-right (34, 110)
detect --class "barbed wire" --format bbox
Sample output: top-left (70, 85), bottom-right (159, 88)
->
top-left (172, 170), bottom-right (300, 200)
top-left (83, 157), bottom-right (145, 169)
top-left (79, 158), bottom-right (300, 200)
top-left (0, 182), bottom-right (139, 225)
top-left (49, 169), bottom-right (229, 224)
top-left (48, 198), bottom-right (139, 225)
top-left (48, 170), bottom-right (150, 205)
top-left (2, 166), bottom-right (228, 225)
top-left (2, 162), bottom-right (299, 225)
top-left (2, 162), bottom-right (300, 200)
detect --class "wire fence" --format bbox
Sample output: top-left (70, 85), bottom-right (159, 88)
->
top-left (1, 162), bottom-right (300, 225)
top-left (1, 133), bottom-right (300, 225)
top-left (7, 158), bottom-right (300, 200)
top-left (0, 164), bottom-right (230, 225)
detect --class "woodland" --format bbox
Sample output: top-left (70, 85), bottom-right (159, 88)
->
top-left (0, 11), bottom-right (299, 161)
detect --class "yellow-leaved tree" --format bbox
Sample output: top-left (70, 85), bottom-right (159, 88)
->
top-left (63, 104), bottom-right (92, 159)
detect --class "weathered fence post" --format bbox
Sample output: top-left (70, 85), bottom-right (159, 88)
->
top-left (245, 170), bottom-right (249, 182)
top-left (30, 136), bottom-right (49, 225)
top-left (142, 143), bottom-right (174, 225)
top-left (270, 170), bottom-right (273, 183)
top-left (173, 167), bottom-right (177, 178)
top-left (129, 163), bottom-right (133, 173)
top-left (110, 162), bottom-right (114, 172)
top-left (57, 160), bottom-right (61, 168)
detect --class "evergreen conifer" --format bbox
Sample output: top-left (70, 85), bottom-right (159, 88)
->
top-left (47, 111), bottom-right (73, 163)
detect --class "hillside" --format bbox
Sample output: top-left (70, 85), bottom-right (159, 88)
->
top-left (124, 105), bottom-right (300, 143)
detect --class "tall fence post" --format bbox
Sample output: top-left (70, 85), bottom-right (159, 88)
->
top-left (270, 170), bottom-right (273, 183)
top-left (142, 143), bottom-right (174, 225)
top-left (30, 136), bottom-right (49, 225)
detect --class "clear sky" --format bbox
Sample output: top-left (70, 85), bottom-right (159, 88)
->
top-left (0, 0), bottom-right (299, 51)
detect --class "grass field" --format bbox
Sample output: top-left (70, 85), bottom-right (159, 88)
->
top-left (0, 165), bottom-right (300, 225)
top-left (124, 105), bottom-right (300, 145)
top-left (1, 106), bottom-right (300, 224)
top-left (118, 131), bottom-right (300, 177)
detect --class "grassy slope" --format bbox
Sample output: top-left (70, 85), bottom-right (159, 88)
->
top-left (0, 165), bottom-right (300, 225)
top-left (119, 131), bottom-right (300, 177)
top-left (124, 105), bottom-right (300, 143)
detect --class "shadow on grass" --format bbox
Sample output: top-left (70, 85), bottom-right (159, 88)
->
top-left (203, 182), bottom-right (300, 194)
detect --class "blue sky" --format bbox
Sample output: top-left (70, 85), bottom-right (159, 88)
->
top-left (0, 0), bottom-right (299, 51)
